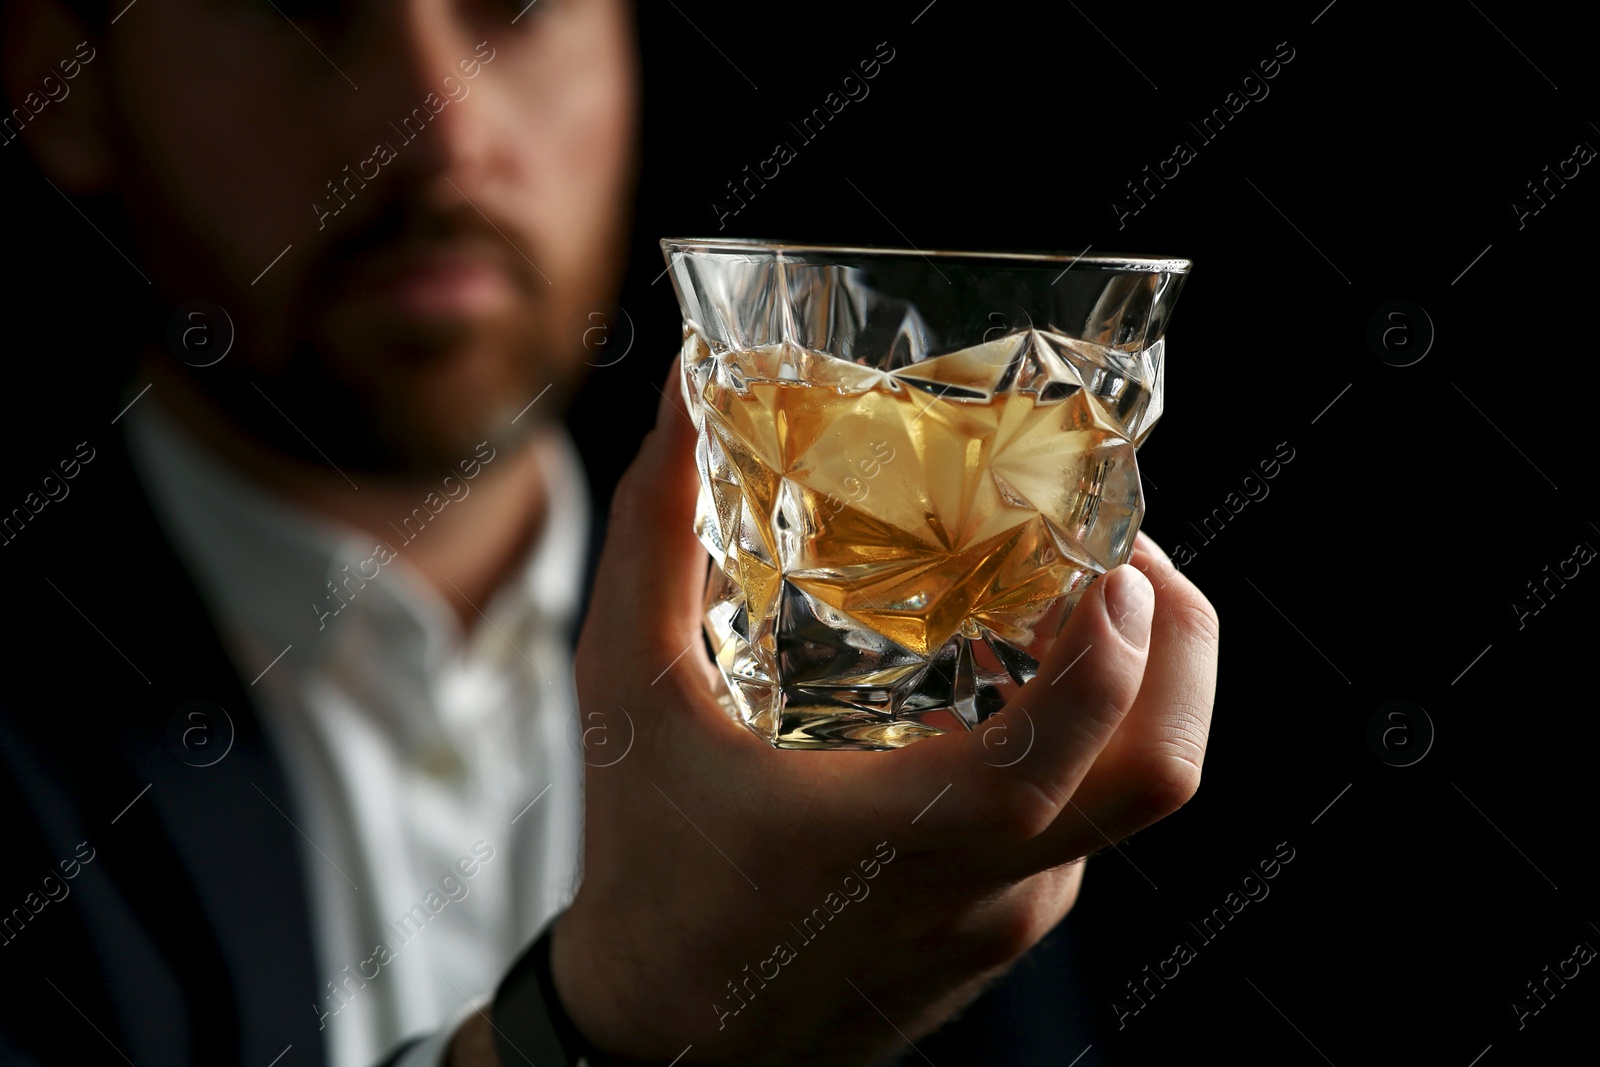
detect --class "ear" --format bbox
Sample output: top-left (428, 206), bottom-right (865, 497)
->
top-left (1, 2), bottom-right (111, 193)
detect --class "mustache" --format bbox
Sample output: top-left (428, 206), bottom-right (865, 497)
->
top-left (309, 190), bottom-right (541, 296)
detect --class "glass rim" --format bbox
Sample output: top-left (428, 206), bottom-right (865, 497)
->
top-left (661, 236), bottom-right (1191, 274)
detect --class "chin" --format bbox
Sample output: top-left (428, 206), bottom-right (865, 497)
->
top-left (241, 324), bottom-right (562, 479)
top-left (359, 371), bottom-right (557, 478)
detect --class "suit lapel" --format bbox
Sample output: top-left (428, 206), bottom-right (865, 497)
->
top-left (6, 429), bottom-right (326, 1065)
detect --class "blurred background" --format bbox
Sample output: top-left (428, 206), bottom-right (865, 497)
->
top-left (3, 1), bottom-right (1594, 1063)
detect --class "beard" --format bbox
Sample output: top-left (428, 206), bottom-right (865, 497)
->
top-left (179, 191), bottom-right (589, 483)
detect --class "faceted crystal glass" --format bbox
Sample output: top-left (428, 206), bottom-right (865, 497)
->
top-left (663, 238), bottom-right (1190, 750)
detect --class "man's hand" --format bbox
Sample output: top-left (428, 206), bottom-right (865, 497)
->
top-left (545, 373), bottom-right (1219, 1065)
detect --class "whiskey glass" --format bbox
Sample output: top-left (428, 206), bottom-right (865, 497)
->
top-left (662, 238), bottom-right (1189, 749)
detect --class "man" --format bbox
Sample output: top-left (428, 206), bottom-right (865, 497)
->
top-left (0, 1), bottom-right (1220, 1064)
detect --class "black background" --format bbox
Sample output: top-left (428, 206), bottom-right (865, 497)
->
top-left (611, 8), bottom-right (1599, 1061)
top-left (4, 1), bottom-right (1597, 1064)
top-left (604, 6), bottom-right (1593, 1062)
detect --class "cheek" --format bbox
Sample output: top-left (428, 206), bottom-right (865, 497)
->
top-left (121, 24), bottom-right (312, 245)
top-left (566, 68), bottom-right (636, 203)
top-left (112, 15), bottom-right (334, 351)
top-left (501, 21), bottom-right (635, 368)
top-left (516, 14), bottom-right (637, 267)
top-left (553, 75), bottom-right (635, 275)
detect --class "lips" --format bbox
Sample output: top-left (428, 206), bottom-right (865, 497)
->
top-left (336, 243), bottom-right (524, 319)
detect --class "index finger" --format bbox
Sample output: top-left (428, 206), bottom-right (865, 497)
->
top-left (851, 558), bottom-right (1157, 853)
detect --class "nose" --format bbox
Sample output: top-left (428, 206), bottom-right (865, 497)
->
top-left (350, 2), bottom-right (501, 202)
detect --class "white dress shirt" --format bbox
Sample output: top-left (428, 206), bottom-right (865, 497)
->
top-left (123, 399), bottom-right (588, 1067)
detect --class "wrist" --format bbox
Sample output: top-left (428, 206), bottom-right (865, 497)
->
top-left (491, 917), bottom-right (617, 1067)
top-left (547, 905), bottom-right (663, 1064)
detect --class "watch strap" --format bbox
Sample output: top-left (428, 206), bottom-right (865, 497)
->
top-left (491, 921), bottom-right (594, 1067)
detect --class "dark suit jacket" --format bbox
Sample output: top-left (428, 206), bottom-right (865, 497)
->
top-left (0, 425), bottom-right (1103, 1066)
top-left (0, 430), bottom-right (335, 1064)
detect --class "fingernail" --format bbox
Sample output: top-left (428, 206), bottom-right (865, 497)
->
top-left (1103, 565), bottom-right (1153, 650)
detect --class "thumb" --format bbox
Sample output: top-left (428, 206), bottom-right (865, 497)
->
top-left (582, 359), bottom-right (707, 666)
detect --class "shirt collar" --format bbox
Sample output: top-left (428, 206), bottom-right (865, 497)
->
top-left (122, 395), bottom-right (590, 692)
